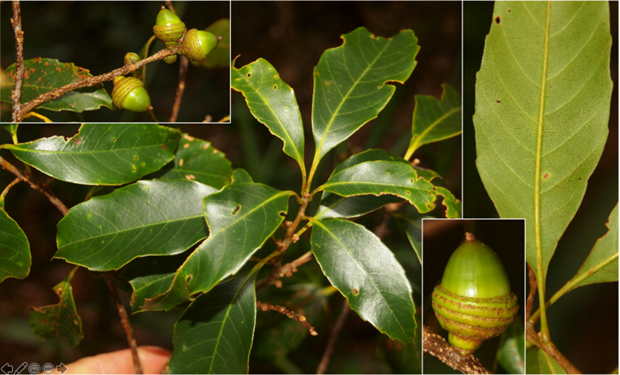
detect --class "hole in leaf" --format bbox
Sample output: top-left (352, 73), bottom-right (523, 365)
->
top-left (246, 73), bottom-right (251, 78)
top-left (496, 100), bottom-right (501, 103)
top-left (186, 275), bottom-right (193, 283)
top-left (231, 205), bottom-right (241, 215)
top-left (495, 16), bottom-right (500, 24)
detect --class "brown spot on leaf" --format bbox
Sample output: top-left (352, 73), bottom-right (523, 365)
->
top-left (495, 16), bottom-right (500, 24)
top-left (543, 173), bottom-right (549, 180)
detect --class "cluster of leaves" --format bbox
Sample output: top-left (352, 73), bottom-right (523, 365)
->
top-left (0, 3), bottom-right (230, 122)
top-left (473, 2), bottom-right (618, 372)
top-left (0, 26), bottom-right (461, 373)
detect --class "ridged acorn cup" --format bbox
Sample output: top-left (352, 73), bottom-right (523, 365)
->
top-left (181, 29), bottom-right (220, 62)
top-left (431, 233), bottom-right (518, 356)
top-left (153, 8), bottom-right (186, 49)
top-left (124, 52), bottom-right (140, 66)
top-left (112, 76), bottom-right (151, 112)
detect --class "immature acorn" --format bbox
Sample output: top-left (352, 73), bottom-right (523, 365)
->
top-left (431, 232), bottom-right (518, 356)
top-left (124, 52), bottom-right (141, 66)
top-left (153, 8), bottom-right (186, 49)
top-left (112, 76), bottom-right (151, 112)
top-left (181, 28), bottom-right (220, 62)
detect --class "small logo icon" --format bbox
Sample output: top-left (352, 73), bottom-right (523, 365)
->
top-left (41, 363), bottom-right (54, 374)
top-left (1, 363), bottom-right (13, 374)
top-left (27, 363), bottom-right (40, 375)
top-left (56, 364), bottom-right (68, 375)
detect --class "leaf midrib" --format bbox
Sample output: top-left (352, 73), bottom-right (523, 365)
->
top-left (314, 38), bottom-right (391, 158)
top-left (534, 1), bottom-right (552, 272)
top-left (410, 105), bottom-right (461, 152)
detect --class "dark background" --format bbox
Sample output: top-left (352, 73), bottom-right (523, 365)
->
top-left (423, 219), bottom-right (525, 374)
top-left (0, 1), bottom-right (230, 123)
top-left (463, 2), bottom-right (619, 374)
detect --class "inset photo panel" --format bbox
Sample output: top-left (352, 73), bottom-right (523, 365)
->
top-left (423, 219), bottom-right (525, 374)
top-left (0, 1), bottom-right (231, 123)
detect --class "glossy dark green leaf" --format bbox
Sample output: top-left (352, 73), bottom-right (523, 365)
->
top-left (1, 58), bottom-right (113, 111)
top-left (315, 149), bottom-right (408, 219)
top-left (318, 160), bottom-right (437, 214)
top-left (143, 183), bottom-right (293, 311)
top-left (311, 219), bottom-right (416, 345)
top-left (191, 19), bottom-right (230, 69)
top-left (435, 186), bottom-right (461, 218)
top-left (474, 2), bottom-right (613, 277)
top-left (405, 83), bottom-right (461, 159)
top-left (121, 253), bottom-right (190, 313)
top-left (3, 124), bottom-right (180, 185)
top-left (0, 207), bottom-right (30, 282)
top-left (160, 133), bottom-right (232, 189)
top-left (315, 194), bottom-right (402, 220)
top-left (312, 27), bottom-right (419, 161)
top-left (169, 273), bottom-right (257, 374)
top-left (232, 58), bottom-right (305, 172)
top-left (412, 166), bottom-right (442, 182)
top-left (496, 318), bottom-right (524, 374)
top-left (55, 180), bottom-right (216, 271)
top-left (231, 168), bottom-right (253, 184)
top-left (30, 268), bottom-right (83, 346)
top-left (526, 347), bottom-right (566, 374)
top-left (565, 204), bottom-right (618, 290)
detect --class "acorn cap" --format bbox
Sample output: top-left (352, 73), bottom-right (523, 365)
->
top-left (440, 232), bottom-right (511, 298)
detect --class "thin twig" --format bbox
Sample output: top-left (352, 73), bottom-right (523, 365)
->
top-left (256, 301), bottom-right (318, 336)
top-left (0, 156), bottom-right (68, 215)
top-left (255, 251), bottom-right (314, 290)
top-left (18, 46), bottom-right (180, 117)
top-left (168, 55), bottom-right (189, 122)
top-left (1, 177), bottom-right (20, 202)
top-left (422, 325), bottom-right (491, 374)
top-left (316, 299), bottom-right (350, 374)
top-left (104, 275), bottom-right (143, 375)
top-left (255, 195), bottom-right (312, 290)
top-left (11, 1), bottom-right (25, 122)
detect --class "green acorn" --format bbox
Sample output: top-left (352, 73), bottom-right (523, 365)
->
top-left (124, 52), bottom-right (140, 66)
top-left (153, 8), bottom-right (186, 49)
top-left (181, 28), bottom-right (220, 62)
top-left (112, 76), bottom-right (151, 112)
top-left (431, 233), bottom-right (518, 355)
